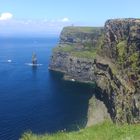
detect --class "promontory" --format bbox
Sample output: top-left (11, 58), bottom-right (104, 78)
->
top-left (49, 18), bottom-right (140, 124)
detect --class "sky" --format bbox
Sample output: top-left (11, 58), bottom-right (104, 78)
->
top-left (0, 0), bottom-right (140, 36)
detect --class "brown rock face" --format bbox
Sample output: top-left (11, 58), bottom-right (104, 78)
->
top-left (49, 19), bottom-right (140, 124)
top-left (96, 18), bottom-right (140, 123)
top-left (103, 18), bottom-right (140, 60)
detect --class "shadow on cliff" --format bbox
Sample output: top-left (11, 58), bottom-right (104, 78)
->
top-left (94, 87), bottom-right (115, 121)
top-left (48, 70), bottom-right (94, 132)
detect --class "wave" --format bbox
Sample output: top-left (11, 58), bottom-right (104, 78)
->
top-left (25, 63), bottom-right (43, 66)
top-left (0, 60), bottom-right (12, 63)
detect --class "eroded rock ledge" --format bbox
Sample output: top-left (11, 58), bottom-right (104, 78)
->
top-left (49, 20), bottom-right (140, 124)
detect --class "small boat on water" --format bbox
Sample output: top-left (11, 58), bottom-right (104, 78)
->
top-left (7, 59), bottom-right (12, 63)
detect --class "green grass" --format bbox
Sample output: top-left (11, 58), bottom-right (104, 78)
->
top-left (129, 52), bottom-right (139, 62)
top-left (116, 41), bottom-right (127, 64)
top-left (129, 52), bottom-right (139, 71)
top-left (53, 44), bottom-right (97, 59)
top-left (71, 50), bottom-right (97, 59)
top-left (20, 121), bottom-right (140, 140)
top-left (62, 26), bottom-right (103, 34)
top-left (117, 41), bottom-right (126, 57)
top-left (53, 45), bottom-right (74, 52)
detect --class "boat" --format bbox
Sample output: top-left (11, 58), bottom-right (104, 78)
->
top-left (7, 59), bottom-right (12, 63)
top-left (71, 79), bottom-right (75, 82)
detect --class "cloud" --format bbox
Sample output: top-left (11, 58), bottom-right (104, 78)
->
top-left (0, 12), bottom-right (13, 20)
top-left (61, 17), bottom-right (70, 22)
top-left (0, 17), bottom-right (73, 36)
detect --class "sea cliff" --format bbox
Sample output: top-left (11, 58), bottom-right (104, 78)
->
top-left (49, 19), bottom-right (140, 124)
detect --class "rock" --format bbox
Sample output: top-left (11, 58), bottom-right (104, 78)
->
top-left (87, 96), bottom-right (111, 127)
top-left (49, 20), bottom-right (140, 124)
top-left (60, 26), bottom-right (104, 47)
top-left (103, 18), bottom-right (140, 61)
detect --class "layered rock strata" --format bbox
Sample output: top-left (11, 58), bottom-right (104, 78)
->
top-left (49, 20), bottom-right (140, 124)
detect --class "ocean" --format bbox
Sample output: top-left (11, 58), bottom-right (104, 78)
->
top-left (0, 37), bottom-right (93, 140)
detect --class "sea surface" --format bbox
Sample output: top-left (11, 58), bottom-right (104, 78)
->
top-left (0, 37), bottom-right (93, 140)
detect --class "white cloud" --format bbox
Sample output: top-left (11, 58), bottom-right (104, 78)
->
top-left (0, 12), bottom-right (13, 20)
top-left (61, 17), bottom-right (70, 22)
top-left (0, 17), bottom-right (73, 36)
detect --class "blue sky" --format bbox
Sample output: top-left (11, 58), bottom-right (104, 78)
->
top-left (0, 0), bottom-right (140, 36)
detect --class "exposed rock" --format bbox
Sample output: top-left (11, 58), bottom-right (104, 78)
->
top-left (49, 20), bottom-right (140, 124)
top-left (103, 18), bottom-right (140, 61)
top-left (86, 96), bottom-right (111, 127)
top-left (50, 52), bottom-right (95, 83)
top-left (60, 26), bottom-right (104, 47)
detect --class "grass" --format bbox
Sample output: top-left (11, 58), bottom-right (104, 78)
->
top-left (53, 44), bottom-right (74, 52)
top-left (20, 121), bottom-right (140, 140)
top-left (129, 52), bottom-right (139, 71)
top-left (53, 44), bottom-right (97, 59)
top-left (116, 41), bottom-right (127, 65)
top-left (117, 41), bottom-right (126, 57)
top-left (52, 26), bottom-right (104, 59)
top-left (71, 50), bottom-right (97, 59)
top-left (62, 26), bottom-right (103, 34)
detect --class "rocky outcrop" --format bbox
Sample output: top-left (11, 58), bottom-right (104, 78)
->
top-left (50, 51), bottom-right (95, 82)
top-left (60, 26), bottom-right (103, 46)
top-left (87, 96), bottom-right (111, 126)
top-left (49, 19), bottom-right (140, 124)
top-left (50, 26), bottom-right (103, 83)
top-left (100, 19), bottom-right (140, 123)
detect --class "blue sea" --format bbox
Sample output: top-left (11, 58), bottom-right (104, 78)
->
top-left (0, 37), bottom-right (93, 140)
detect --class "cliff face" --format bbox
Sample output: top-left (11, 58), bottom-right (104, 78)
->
top-left (50, 27), bottom-right (103, 82)
top-left (103, 19), bottom-right (140, 60)
top-left (50, 26), bottom-right (103, 82)
top-left (100, 19), bottom-right (140, 123)
top-left (60, 26), bottom-right (103, 45)
top-left (49, 20), bottom-right (140, 124)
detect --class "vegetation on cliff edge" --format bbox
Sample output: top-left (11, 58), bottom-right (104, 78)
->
top-left (21, 121), bottom-right (140, 140)
top-left (53, 44), bottom-right (97, 59)
top-left (62, 26), bottom-right (103, 34)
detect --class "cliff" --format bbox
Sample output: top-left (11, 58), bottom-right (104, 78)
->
top-left (49, 19), bottom-right (140, 124)
top-left (50, 26), bottom-right (103, 82)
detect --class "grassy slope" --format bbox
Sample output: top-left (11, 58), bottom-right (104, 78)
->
top-left (62, 26), bottom-right (103, 33)
top-left (54, 26), bottom-right (104, 59)
top-left (21, 121), bottom-right (140, 140)
top-left (53, 44), bottom-right (97, 59)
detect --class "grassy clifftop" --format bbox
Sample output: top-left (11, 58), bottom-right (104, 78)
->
top-left (60, 26), bottom-right (103, 45)
top-left (54, 26), bottom-right (104, 59)
top-left (62, 26), bottom-right (103, 34)
top-left (21, 121), bottom-right (140, 140)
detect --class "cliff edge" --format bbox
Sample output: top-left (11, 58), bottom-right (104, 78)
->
top-left (49, 19), bottom-right (140, 124)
